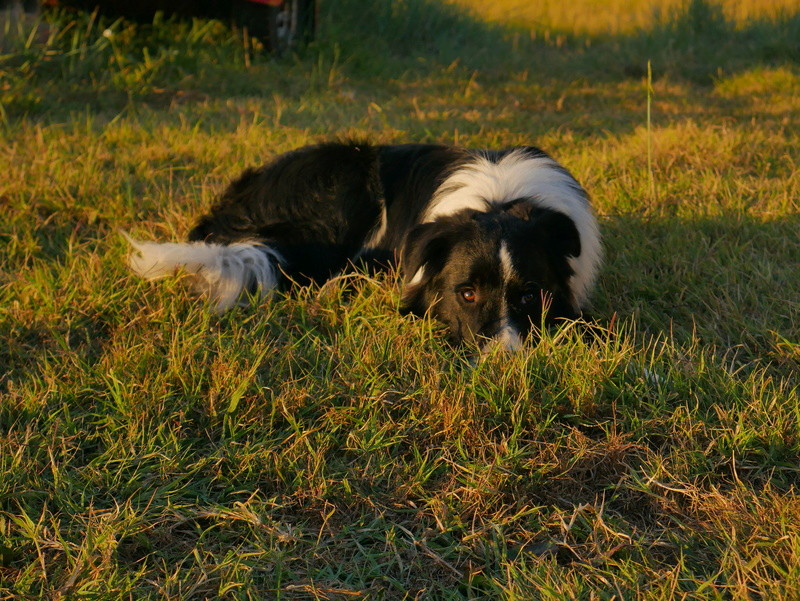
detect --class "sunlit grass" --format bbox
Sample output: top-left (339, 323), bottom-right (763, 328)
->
top-left (0, 0), bottom-right (798, 598)
top-left (450, 0), bottom-right (800, 34)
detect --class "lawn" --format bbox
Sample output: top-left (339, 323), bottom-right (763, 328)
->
top-left (0, 0), bottom-right (798, 598)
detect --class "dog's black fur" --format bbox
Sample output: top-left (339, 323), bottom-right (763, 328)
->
top-left (128, 141), bottom-right (601, 351)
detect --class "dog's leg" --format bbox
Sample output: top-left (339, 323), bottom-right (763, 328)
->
top-left (125, 234), bottom-right (283, 312)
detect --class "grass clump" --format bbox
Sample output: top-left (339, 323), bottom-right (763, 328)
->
top-left (0, 0), bottom-right (798, 599)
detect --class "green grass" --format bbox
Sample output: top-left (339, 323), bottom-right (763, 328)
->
top-left (1, 0), bottom-right (799, 598)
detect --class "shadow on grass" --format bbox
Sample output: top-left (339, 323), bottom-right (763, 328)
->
top-left (1, 0), bottom-right (798, 121)
top-left (597, 212), bottom-right (799, 371)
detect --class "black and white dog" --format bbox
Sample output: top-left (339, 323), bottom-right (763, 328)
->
top-left (127, 141), bottom-right (601, 351)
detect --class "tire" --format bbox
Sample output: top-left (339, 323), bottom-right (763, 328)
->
top-left (235, 0), bottom-right (316, 54)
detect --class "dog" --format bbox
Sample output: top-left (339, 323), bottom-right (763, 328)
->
top-left (127, 141), bottom-right (601, 351)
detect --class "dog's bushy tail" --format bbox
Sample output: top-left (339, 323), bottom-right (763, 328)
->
top-left (124, 233), bottom-right (283, 312)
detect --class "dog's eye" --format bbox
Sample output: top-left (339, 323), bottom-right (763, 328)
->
top-left (460, 289), bottom-right (477, 303)
top-left (520, 288), bottom-right (540, 306)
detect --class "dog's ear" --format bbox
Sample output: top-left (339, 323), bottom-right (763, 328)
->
top-left (400, 223), bottom-right (452, 316)
top-left (504, 203), bottom-right (579, 259)
top-left (503, 202), bottom-right (581, 258)
top-left (531, 208), bottom-right (581, 259)
top-left (501, 198), bottom-right (535, 221)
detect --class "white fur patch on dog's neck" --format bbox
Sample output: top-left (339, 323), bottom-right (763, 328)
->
top-left (423, 149), bottom-right (602, 308)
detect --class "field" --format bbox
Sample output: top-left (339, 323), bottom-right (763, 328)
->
top-left (1, 0), bottom-right (799, 598)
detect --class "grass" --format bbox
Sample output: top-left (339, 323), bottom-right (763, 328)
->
top-left (0, 0), bottom-right (799, 598)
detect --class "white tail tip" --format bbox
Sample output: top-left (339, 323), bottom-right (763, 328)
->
top-left (123, 232), bottom-right (282, 312)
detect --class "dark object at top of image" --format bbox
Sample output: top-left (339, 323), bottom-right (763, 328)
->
top-left (53, 0), bottom-right (317, 53)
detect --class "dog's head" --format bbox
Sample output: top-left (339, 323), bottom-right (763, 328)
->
top-left (400, 201), bottom-right (582, 351)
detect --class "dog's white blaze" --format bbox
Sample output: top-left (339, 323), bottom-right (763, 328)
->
top-left (125, 234), bottom-right (282, 312)
top-left (424, 150), bottom-right (602, 308)
top-left (499, 241), bottom-right (514, 283)
top-left (490, 244), bottom-right (523, 352)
